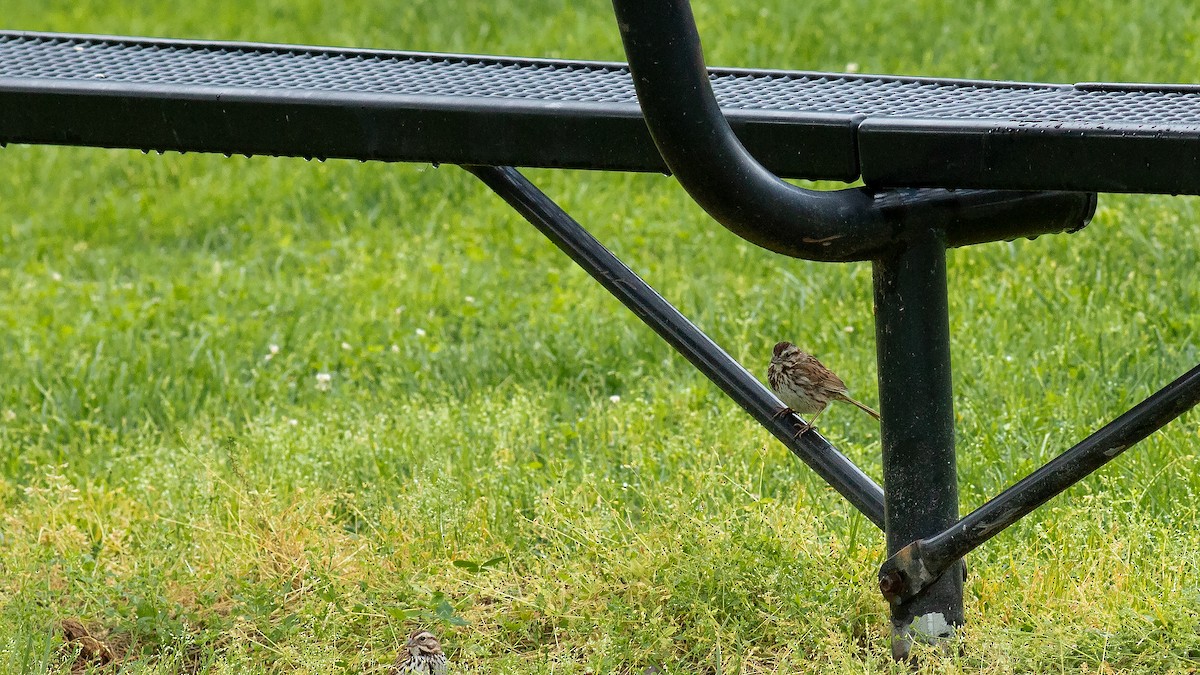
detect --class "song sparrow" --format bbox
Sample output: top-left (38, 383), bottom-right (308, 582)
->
top-left (393, 630), bottom-right (449, 675)
top-left (767, 341), bottom-right (880, 433)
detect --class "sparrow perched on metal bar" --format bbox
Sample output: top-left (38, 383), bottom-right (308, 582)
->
top-left (767, 340), bottom-right (880, 433)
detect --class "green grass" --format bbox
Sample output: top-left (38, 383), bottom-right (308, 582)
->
top-left (3, 0), bottom-right (1200, 672)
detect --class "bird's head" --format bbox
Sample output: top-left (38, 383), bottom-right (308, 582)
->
top-left (772, 341), bottom-right (798, 362)
top-left (406, 630), bottom-right (443, 657)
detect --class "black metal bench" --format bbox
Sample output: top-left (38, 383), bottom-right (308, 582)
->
top-left (3, 0), bottom-right (1198, 659)
top-left (6, 31), bottom-right (1200, 195)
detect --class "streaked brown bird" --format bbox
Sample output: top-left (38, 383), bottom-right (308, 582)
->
top-left (393, 630), bottom-right (449, 675)
top-left (767, 341), bottom-right (880, 433)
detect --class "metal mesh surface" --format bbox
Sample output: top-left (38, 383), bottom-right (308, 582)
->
top-left (6, 31), bottom-right (1200, 193)
top-left (915, 87), bottom-right (1200, 127)
top-left (0, 32), bottom-right (1063, 117)
top-left (0, 34), bottom-right (638, 103)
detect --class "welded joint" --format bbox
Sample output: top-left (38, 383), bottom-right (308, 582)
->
top-left (878, 540), bottom-right (938, 606)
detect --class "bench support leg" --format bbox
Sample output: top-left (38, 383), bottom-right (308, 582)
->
top-left (873, 228), bottom-right (963, 659)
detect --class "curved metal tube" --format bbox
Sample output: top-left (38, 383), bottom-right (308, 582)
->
top-left (611, 0), bottom-right (1096, 262)
top-left (612, 0), bottom-right (887, 260)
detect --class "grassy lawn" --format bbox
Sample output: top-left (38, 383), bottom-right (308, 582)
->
top-left (3, 0), bottom-right (1200, 672)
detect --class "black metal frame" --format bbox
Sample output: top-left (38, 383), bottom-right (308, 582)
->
top-left (3, 0), bottom-right (1199, 660)
top-left (604, 0), bottom-right (1196, 658)
top-left (467, 153), bottom-right (1198, 656)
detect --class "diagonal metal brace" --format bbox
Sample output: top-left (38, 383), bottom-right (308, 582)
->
top-left (464, 164), bottom-right (887, 529)
top-left (879, 362), bottom-right (1200, 606)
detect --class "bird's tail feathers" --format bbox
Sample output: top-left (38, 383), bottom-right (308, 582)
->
top-left (843, 395), bottom-right (881, 421)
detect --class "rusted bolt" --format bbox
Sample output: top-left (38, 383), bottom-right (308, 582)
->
top-left (879, 570), bottom-right (904, 600)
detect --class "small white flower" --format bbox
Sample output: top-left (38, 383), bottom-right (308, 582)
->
top-left (846, 62), bottom-right (860, 73)
top-left (341, 341), bottom-right (351, 350)
top-left (2, 410), bottom-right (15, 422)
top-left (1005, 355), bottom-right (1015, 363)
top-left (464, 296), bottom-right (476, 304)
top-left (390, 344), bottom-right (400, 353)
top-left (50, 272), bottom-right (63, 281)
top-left (415, 328), bottom-right (426, 337)
top-left (609, 395), bottom-right (621, 403)
top-left (268, 344), bottom-right (280, 355)
top-left (287, 418), bottom-right (298, 426)
top-left (843, 325), bottom-right (855, 333)
top-left (315, 372), bottom-right (332, 391)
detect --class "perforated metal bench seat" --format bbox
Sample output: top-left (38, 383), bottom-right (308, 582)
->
top-left (2, 30), bottom-right (1199, 194)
